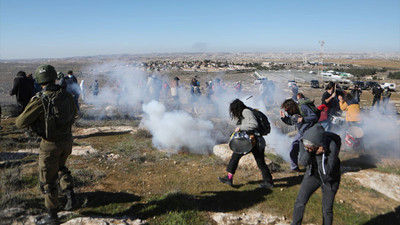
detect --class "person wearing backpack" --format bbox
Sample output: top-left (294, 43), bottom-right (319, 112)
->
top-left (219, 99), bottom-right (274, 188)
top-left (291, 124), bottom-right (341, 225)
top-left (280, 97), bottom-right (318, 172)
top-left (16, 65), bottom-right (78, 225)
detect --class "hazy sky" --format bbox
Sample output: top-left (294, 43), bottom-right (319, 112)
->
top-left (0, 0), bottom-right (399, 59)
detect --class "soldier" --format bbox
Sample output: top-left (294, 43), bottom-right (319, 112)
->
top-left (16, 65), bottom-right (78, 225)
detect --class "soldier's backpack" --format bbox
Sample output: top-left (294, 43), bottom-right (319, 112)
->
top-left (298, 98), bottom-right (321, 122)
top-left (37, 88), bottom-right (76, 141)
top-left (251, 108), bottom-right (271, 136)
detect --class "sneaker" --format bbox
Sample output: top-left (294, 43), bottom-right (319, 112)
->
top-left (259, 181), bottom-right (274, 189)
top-left (290, 167), bottom-right (301, 173)
top-left (218, 176), bottom-right (233, 186)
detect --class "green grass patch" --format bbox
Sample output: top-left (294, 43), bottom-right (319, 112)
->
top-left (158, 210), bottom-right (208, 225)
top-left (376, 166), bottom-right (400, 176)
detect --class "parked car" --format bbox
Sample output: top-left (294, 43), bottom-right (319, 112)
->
top-left (380, 83), bottom-right (396, 91)
top-left (310, 80), bottom-right (319, 88)
top-left (254, 77), bottom-right (268, 85)
top-left (352, 81), bottom-right (366, 90)
top-left (365, 81), bottom-right (379, 89)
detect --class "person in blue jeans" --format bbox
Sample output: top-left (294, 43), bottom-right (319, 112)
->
top-left (291, 124), bottom-right (341, 225)
top-left (280, 97), bottom-right (318, 172)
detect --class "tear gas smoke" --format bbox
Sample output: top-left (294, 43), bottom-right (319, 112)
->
top-left (141, 100), bottom-right (216, 154)
top-left (360, 107), bottom-right (400, 158)
top-left (80, 64), bottom-right (311, 158)
top-left (264, 127), bottom-right (292, 162)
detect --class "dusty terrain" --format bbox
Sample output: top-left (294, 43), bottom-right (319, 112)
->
top-left (1, 59), bottom-right (400, 225)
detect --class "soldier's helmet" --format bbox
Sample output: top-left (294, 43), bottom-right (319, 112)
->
top-left (35, 65), bottom-right (57, 84)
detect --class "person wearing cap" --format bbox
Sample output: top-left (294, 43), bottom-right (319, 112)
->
top-left (218, 99), bottom-right (274, 189)
top-left (9, 71), bottom-right (35, 114)
top-left (291, 124), bottom-right (341, 225)
top-left (15, 65), bottom-right (78, 225)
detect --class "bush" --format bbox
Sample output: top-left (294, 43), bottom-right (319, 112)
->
top-left (388, 72), bottom-right (400, 79)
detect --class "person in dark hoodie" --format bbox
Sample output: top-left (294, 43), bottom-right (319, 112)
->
top-left (291, 124), bottom-right (341, 225)
top-left (10, 71), bottom-right (34, 113)
top-left (219, 99), bottom-right (274, 188)
top-left (280, 97), bottom-right (318, 172)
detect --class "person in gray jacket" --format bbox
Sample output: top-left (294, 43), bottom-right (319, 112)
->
top-left (219, 99), bottom-right (274, 188)
top-left (291, 124), bottom-right (341, 225)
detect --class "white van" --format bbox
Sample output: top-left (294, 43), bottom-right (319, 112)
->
top-left (380, 83), bottom-right (396, 91)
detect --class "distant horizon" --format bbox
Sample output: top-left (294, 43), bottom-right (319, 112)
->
top-left (1, 1), bottom-right (399, 60)
top-left (1, 51), bottom-right (399, 62)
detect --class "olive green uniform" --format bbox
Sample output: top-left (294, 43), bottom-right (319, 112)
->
top-left (16, 85), bottom-right (77, 210)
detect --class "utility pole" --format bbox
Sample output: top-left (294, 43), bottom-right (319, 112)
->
top-left (319, 40), bottom-right (325, 75)
top-left (318, 40), bottom-right (325, 85)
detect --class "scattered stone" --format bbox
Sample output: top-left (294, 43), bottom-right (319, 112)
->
top-left (211, 211), bottom-right (292, 225)
top-left (62, 217), bottom-right (146, 225)
top-left (0, 207), bottom-right (25, 218)
top-left (14, 145), bottom-right (99, 156)
top-left (73, 126), bottom-right (137, 137)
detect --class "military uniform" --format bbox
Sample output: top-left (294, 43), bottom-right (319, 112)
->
top-left (15, 65), bottom-right (77, 225)
top-left (16, 84), bottom-right (77, 210)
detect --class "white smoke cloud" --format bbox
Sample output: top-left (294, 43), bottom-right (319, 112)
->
top-left (141, 100), bottom-right (217, 154)
top-left (360, 106), bottom-right (400, 157)
top-left (264, 127), bottom-right (292, 162)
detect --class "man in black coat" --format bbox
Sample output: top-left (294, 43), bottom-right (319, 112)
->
top-left (10, 71), bottom-right (34, 113)
top-left (371, 85), bottom-right (383, 109)
top-left (60, 70), bottom-right (80, 111)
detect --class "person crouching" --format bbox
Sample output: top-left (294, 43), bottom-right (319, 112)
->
top-left (218, 99), bottom-right (274, 188)
top-left (291, 124), bottom-right (341, 225)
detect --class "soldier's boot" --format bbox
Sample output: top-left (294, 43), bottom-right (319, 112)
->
top-left (34, 209), bottom-right (59, 225)
top-left (64, 189), bottom-right (79, 211)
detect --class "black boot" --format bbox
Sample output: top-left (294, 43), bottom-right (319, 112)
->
top-left (259, 180), bottom-right (274, 189)
top-left (34, 210), bottom-right (59, 225)
top-left (218, 176), bottom-right (233, 186)
top-left (64, 189), bottom-right (79, 211)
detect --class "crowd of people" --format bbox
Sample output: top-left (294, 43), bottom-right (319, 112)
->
top-left (5, 65), bottom-right (396, 225)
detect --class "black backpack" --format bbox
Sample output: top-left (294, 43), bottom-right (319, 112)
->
top-left (251, 108), bottom-right (271, 136)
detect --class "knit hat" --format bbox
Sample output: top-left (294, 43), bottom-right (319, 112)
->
top-left (302, 124), bottom-right (326, 147)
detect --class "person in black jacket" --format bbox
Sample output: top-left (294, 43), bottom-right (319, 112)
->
top-left (371, 85), bottom-right (383, 109)
top-left (320, 82), bottom-right (344, 131)
top-left (60, 70), bottom-right (80, 111)
top-left (9, 71), bottom-right (34, 114)
top-left (291, 124), bottom-right (341, 225)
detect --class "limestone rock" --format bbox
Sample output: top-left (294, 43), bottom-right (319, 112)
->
top-left (62, 217), bottom-right (146, 225)
top-left (213, 144), bottom-right (272, 170)
top-left (345, 170), bottom-right (400, 202)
